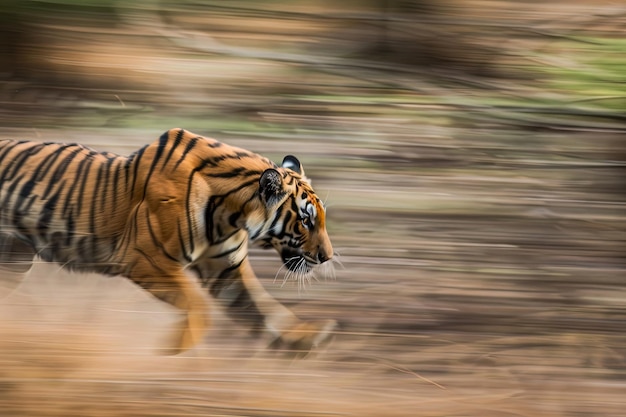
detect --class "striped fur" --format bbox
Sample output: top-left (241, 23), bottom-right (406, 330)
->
top-left (0, 128), bottom-right (336, 354)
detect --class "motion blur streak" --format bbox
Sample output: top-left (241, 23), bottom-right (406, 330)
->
top-left (1, 1), bottom-right (625, 416)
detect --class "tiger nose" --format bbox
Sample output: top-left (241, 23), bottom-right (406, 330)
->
top-left (317, 251), bottom-right (330, 264)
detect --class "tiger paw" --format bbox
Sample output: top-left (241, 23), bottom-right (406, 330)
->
top-left (269, 319), bottom-right (337, 358)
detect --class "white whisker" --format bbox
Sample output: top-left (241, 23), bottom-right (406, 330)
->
top-left (319, 260), bottom-right (336, 281)
top-left (273, 261), bottom-right (288, 284)
top-left (322, 191), bottom-right (330, 210)
top-left (281, 264), bottom-right (293, 288)
top-left (273, 249), bottom-right (339, 294)
top-left (284, 266), bottom-right (296, 288)
top-left (279, 255), bottom-right (300, 287)
top-left (331, 251), bottom-right (344, 270)
top-left (296, 258), bottom-right (305, 293)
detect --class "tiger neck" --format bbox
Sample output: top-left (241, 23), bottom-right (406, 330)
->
top-left (202, 176), bottom-right (272, 246)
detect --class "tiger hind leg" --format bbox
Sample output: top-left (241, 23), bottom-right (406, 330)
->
top-left (0, 233), bottom-right (35, 299)
top-left (0, 233), bottom-right (35, 273)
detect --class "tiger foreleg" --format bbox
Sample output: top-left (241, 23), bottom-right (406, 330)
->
top-left (268, 319), bottom-right (337, 358)
top-left (212, 258), bottom-right (337, 357)
top-left (164, 285), bottom-right (211, 355)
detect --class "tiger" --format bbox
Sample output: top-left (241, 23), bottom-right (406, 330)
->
top-left (0, 128), bottom-right (337, 355)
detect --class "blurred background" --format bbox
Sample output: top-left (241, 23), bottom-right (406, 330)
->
top-left (1, 1), bottom-right (625, 416)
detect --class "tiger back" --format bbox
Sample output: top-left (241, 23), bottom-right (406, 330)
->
top-left (0, 128), bottom-right (336, 355)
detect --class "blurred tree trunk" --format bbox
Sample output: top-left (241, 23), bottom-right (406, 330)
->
top-left (352, 0), bottom-right (499, 75)
top-left (0, 1), bottom-right (29, 80)
top-left (0, 0), bottom-right (119, 84)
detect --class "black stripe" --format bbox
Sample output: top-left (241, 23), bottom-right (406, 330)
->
top-left (1, 142), bottom-right (45, 182)
top-left (161, 129), bottom-right (185, 170)
top-left (88, 161), bottom-right (107, 253)
top-left (208, 238), bottom-right (245, 259)
top-left (61, 153), bottom-right (90, 218)
top-left (75, 152), bottom-right (97, 216)
top-left (37, 190), bottom-right (61, 237)
top-left (1, 173), bottom-right (23, 210)
top-left (173, 136), bottom-right (199, 171)
top-left (110, 158), bottom-right (124, 214)
top-left (31, 145), bottom-right (66, 183)
top-left (43, 147), bottom-right (83, 200)
top-left (177, 221), bottom-right (192, 263)
top-left (145, 208), bottom-right (179, 263)
top-left (203, 168), bottom-right (260, 179)
top-left (125, 136), bottom-right (170, 257)
top-left (249, 226), bottom-right (265, 241)
top-left (12, 179), bottom-right (36, 236)
top-left (129, 145), bottom-right (146, 194)
top-left (13, 147), bottom-right (61, 221)
top-left (18, 179), bottom-right (36, 201)
top-left (266, 205), bottom-right (288, 237)
top-left (209, 256), bottom-right (246, 297)
top-left (204, 198), bottom-right (217, 243)
top-left (12, 178), bottom-right (37, 234)
top-left (139, 136), bottom-right (167, 201)
top-left (24, 194), bottom-right (37, 213)
top-left (213, 228), bottom-right (242, 245)
top-left (99, 156), bottom-right (117, 211)
top-left (0, 140), bottom-right (19, 167)
top-left (202, 150), bottom-right (253, 168)
top-left (228, 212), bottom-right (241, 228)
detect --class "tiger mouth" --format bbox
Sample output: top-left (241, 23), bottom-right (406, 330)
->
top-left (281, 248), bottom-right (315, 273)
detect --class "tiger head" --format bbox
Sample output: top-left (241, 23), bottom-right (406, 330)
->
top-left (256, 155), bottom-right (333, 274)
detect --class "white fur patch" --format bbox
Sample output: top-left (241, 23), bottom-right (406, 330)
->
top-left (300, 201), bottom-right (317, 227)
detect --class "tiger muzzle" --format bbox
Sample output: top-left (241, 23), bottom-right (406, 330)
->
top-left (281, 248), bottom-right (314, 272)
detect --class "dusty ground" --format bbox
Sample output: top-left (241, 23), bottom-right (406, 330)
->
top-left (0, 127), bottom-right (624, 417)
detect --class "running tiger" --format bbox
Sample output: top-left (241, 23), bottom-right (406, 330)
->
top-left (0, 128), bottom-right (336, 355)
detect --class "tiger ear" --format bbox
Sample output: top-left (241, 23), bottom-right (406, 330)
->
top-left (282, 155), bottom-right (311, 185)
top-left (281, 155), bottom-right (303, 176)
top-left (259, 168), bottom-right (287, 207)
